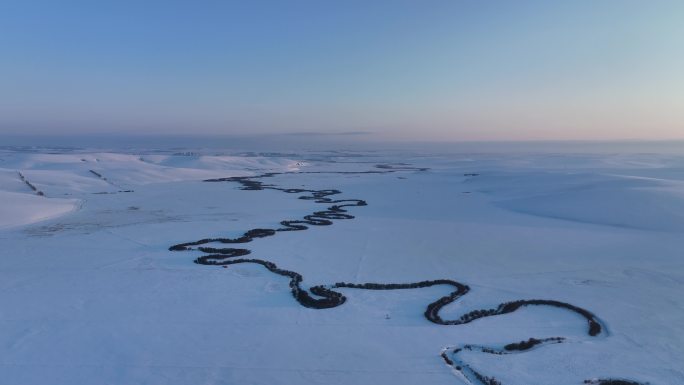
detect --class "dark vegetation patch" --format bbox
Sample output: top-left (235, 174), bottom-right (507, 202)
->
top-left (89, 169), bottom-right (132, 192)
top-left (504, 337), bottom-right (564, 351)
top-left (17, 171), bottom-right (45, 196)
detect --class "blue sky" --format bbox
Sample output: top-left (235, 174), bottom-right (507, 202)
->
top-left (1, 0), bottom-right (683, 140)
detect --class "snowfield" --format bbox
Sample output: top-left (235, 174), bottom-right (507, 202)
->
top-left (0, 148), bottom-right (682, 385)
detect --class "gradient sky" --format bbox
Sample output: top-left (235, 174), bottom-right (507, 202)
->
top-left (1, 0), bottom-right (683, 141)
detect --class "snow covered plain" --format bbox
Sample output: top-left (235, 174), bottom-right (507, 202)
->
top-left (0, 147), bottom-right (682, 385)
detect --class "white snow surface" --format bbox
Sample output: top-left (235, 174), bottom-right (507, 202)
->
top-left (0, 149), bottom-right (682, 385)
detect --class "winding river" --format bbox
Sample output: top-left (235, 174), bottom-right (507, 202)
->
top-left (169, 167), bottom-right (644, 385)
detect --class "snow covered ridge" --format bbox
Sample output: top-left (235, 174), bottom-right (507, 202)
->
top-left (0, 190), bottom-right (80, 230)
top-left (0, 151), bottom-right (301, 229)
